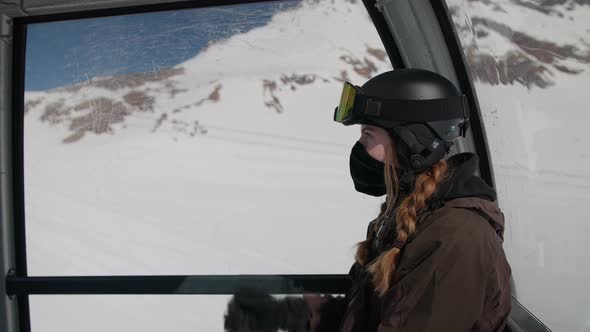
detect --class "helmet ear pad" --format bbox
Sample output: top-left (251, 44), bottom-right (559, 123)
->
top-left (388, 124), bottom-right (453, 172)
top-left (387, 129), bottom-right (412, 171)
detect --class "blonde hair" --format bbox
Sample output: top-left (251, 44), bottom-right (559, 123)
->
top-left (354, 150), bottom-right (449, 297)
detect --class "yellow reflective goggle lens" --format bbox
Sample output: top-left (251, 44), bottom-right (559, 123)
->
top-left (335, 82), bottom-right (357, 123)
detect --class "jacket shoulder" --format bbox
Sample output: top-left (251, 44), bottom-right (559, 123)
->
top-left (399, 205), bottom-right (502, 276)
top-left (421, 204), bottom-right (500, 246)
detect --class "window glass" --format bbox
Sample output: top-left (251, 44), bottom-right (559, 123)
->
top-left (30, 295), bottom-right (231, 331)
top-left (24, 0), bottom-right (392, 276)
top-left (446, 0), bottom-right (590, 330)
top-left (30, 293), bottom-right (343, 332)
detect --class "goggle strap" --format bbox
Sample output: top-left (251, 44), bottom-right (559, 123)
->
top-left (355, 94), bottom-right (468, 123)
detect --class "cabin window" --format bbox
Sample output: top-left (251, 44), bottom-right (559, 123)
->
top-left (447, 1), bottom-right (590, 330)
top-left (29, 295), bottom-right (231, 330)
top-left (23, 0), bottom-right (390, 330)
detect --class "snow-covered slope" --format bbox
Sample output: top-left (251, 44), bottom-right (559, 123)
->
top-left (448, 1), bottom-right (590, 331)
top-left (24, 0), bottom-right (391, 330)
top-left (24, 0), bottom-right (390, 145)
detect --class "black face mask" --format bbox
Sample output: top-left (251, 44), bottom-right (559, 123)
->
top-left (349, 141), bottom-right (417, 198)
top-left (349, 141), bottom-right (386, 197)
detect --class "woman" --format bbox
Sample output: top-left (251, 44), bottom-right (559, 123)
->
top-left (225, 69), bottom-right (512, 332)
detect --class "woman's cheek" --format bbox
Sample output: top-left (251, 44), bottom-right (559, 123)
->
top-left (368, 144), bottom-right (387, 162)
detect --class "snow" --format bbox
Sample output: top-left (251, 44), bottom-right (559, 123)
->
top-left (448, 0), bottom-right (590, 330)
top-left (24, 0), bottom-right (390, 330)
top-left (452, 0), bottom-right (590, 48)
top-left (474, 73), bottom-right (590, 332)
top-left (30, 295), bottom-right (231, 331)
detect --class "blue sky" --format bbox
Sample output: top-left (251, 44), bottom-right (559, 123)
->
top-left (25, 0), bottom-right (300, 91)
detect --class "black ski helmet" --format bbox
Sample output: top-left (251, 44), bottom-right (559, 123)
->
top-left (360, 69), bottom-right (469, 172)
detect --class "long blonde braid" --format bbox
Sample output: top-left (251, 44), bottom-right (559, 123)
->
top-left (359, 159), bottom-right (448, 296)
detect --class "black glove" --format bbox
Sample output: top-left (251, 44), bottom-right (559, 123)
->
top-left (224, 288), bottom-right (308, 332)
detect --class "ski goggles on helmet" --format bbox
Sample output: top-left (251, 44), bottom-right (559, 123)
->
top-left (334, 81), bottom-right (470, 131)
